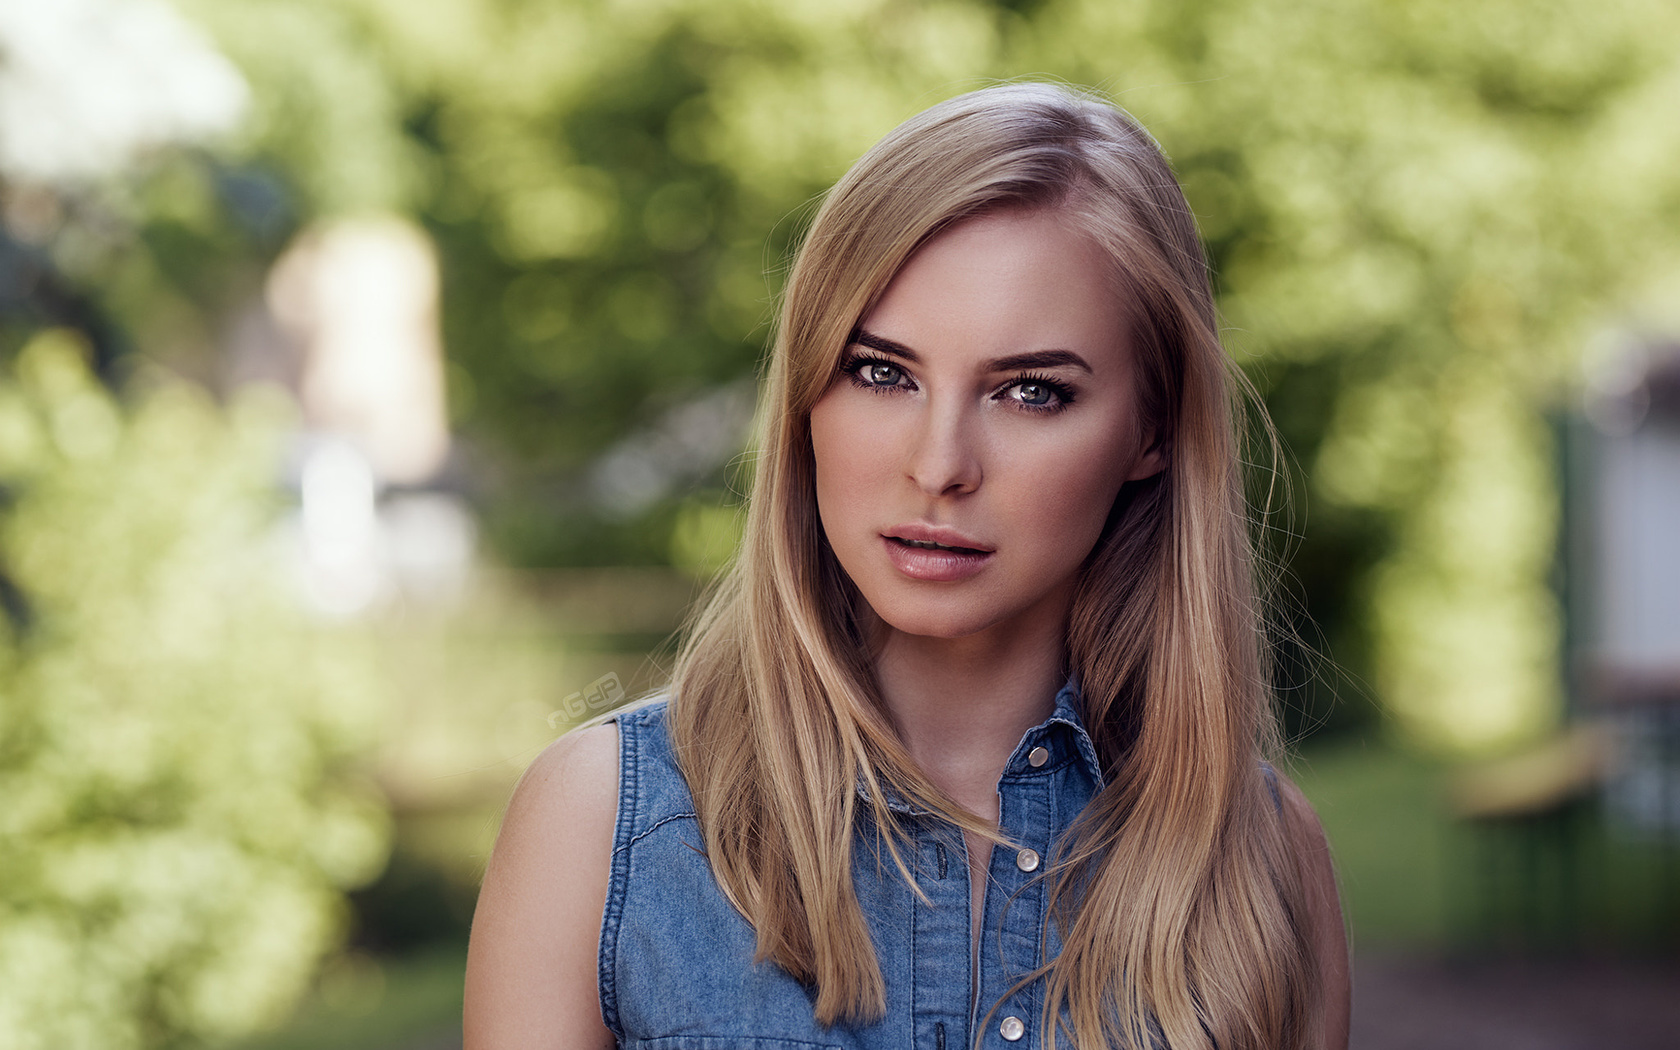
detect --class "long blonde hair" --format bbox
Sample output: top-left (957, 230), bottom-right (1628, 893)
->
top-left (668, 82), bottom-right (1318, 1050)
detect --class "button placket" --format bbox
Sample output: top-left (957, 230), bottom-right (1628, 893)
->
top-left (673, 681), bottom-right (1105, 1048)
top-left (973, 770), bottom-right (1052, 1047)
top-left (912, 822), bottom-right (972, 1050)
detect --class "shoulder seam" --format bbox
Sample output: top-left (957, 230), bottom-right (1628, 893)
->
top-left (615, 810), bottom-right (699, 856)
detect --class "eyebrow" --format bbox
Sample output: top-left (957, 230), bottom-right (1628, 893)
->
top-left (851, 328), bottom-right (1094, 375)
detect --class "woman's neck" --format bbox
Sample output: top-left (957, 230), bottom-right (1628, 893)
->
top-left (869, 595), bottom-right (1070, 820)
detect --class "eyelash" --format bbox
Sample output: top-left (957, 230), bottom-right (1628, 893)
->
top-left (839, 352), bottom-right (1078, 413)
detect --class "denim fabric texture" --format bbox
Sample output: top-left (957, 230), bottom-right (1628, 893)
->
top-left (598, 678), bottom-right (1105, 1050)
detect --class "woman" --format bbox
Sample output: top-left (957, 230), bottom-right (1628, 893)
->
top-left (465, 82), bottom-right (1350, 1050)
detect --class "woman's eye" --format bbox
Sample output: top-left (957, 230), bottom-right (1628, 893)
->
top-left (1000, 376), bottom-right (1071, 411)
top-left (866, 363), bottom-right (904, 386)
top-left (845, 355), bottom-right (908, 390)
top-left (1013, 382), bottom-right (1052, 406)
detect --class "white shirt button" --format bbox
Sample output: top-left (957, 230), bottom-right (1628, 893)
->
top-left (1000, 1015), bottom-right (1026, 1041)
top-left (1027, 745), bottom-right (1049, 767)
top-left (1015, 848), bottom-right (1040, 873)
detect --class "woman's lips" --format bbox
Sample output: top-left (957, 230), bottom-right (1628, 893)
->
top-left (881, 535), bottom-right (993, 581)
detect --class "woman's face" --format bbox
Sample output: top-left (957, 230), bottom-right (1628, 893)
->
top-left (809, 207), bottom-right (1165, 643)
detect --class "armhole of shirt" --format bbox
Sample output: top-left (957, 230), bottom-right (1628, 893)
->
top-left (597, 710), bottom-right (636, 1041)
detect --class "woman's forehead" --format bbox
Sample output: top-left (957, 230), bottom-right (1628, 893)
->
top-left (858, 209), bottom-right (1130, 373)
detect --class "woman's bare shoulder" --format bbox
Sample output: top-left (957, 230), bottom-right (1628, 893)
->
top-left (463, 723), bottom-right (620, 1050)
top-left (506, 722), bottom-right (621, 835)
top-left (1270, 772), bottom-right (1330, 862)
top-left (1271, 770), bottom-right (1351, 1050)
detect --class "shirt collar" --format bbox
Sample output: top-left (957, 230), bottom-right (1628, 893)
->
top-left (856, 675), bottom-right (1106, 816)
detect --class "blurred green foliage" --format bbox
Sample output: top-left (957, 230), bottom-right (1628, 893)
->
top-left (13, 0), bottom-right (1680, 786)
top-left (145, 0), bottom-right (1680, 754)
top-left (226, 945), bottom-right (466, 1050)
top-left (0, 331), bottom-right (390, 1049)
top-left (0, 7), bottom-right (1674, 1045)
top-left (1294, 736), bottom-right (1680, 951)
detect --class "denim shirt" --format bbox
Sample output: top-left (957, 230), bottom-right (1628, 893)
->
top-left (599, 679), bottom-right (1105, 1049)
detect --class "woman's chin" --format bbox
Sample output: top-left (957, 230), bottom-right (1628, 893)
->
top-left (866, 601), bottom-right (1000, 642)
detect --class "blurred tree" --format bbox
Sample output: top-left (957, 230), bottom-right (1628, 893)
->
top-left (43, 0), bottom-right (1680, 753)
top-left (1012, 0), bottom-right (1680, 753)
top-left (0, 330), bottom-right (390, 1049)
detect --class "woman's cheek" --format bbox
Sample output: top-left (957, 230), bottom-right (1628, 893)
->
top-left (1002, 437), bottom-right (1130, 551)
top-left (811, 399), bottom-right (890, 548)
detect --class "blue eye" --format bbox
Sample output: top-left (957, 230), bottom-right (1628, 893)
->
top-left (866, 362), bottom-right (904, 386)
top-left (839, 351), bottom-right (1075, 414)
top-left (843, 353), bottom-right (910, 391)
top-left (999, 372), bottom-right (1075, 413)
top-left (1014, 382), bottom-right (1052, 406)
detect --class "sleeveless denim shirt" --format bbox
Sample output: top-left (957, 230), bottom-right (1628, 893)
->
top-left (598, 679), bottom-right (1105, 1050)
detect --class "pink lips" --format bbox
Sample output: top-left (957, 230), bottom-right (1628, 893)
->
top-left (881, 522), bottom-right (994, 582)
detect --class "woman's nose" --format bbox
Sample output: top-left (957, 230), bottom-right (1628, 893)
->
top-left (905, 399), bottom-right (982, 497)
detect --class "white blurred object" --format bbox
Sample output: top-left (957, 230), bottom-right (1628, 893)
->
top-left (296, 439), bottom-right (383, 616)
top-left (381, 492), bottom-right (476, 604)
top-left (1592, 426), bottom-right (1680, 680)
top-left (264, 217), bottom-right (470, 617)
top-left (1581, 341), bottom-right (1680, 692)
top-left (1575, 339), bottom-right (1680, 837)
top-left (0, 0), bottom-right (248, 182)
top-left (284, 437), bottom-right (477, 617)
top-left (268, 216), bottom-right (451, 485)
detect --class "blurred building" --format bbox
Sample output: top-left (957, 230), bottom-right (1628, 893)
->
top-left (235, 216), bottom-right (475, 616)
top-left (1570, 338), bottom-right (1680, 836)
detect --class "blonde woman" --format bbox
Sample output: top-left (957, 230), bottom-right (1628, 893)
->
top-left (466, 82), bottom-right (1351, 1050)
